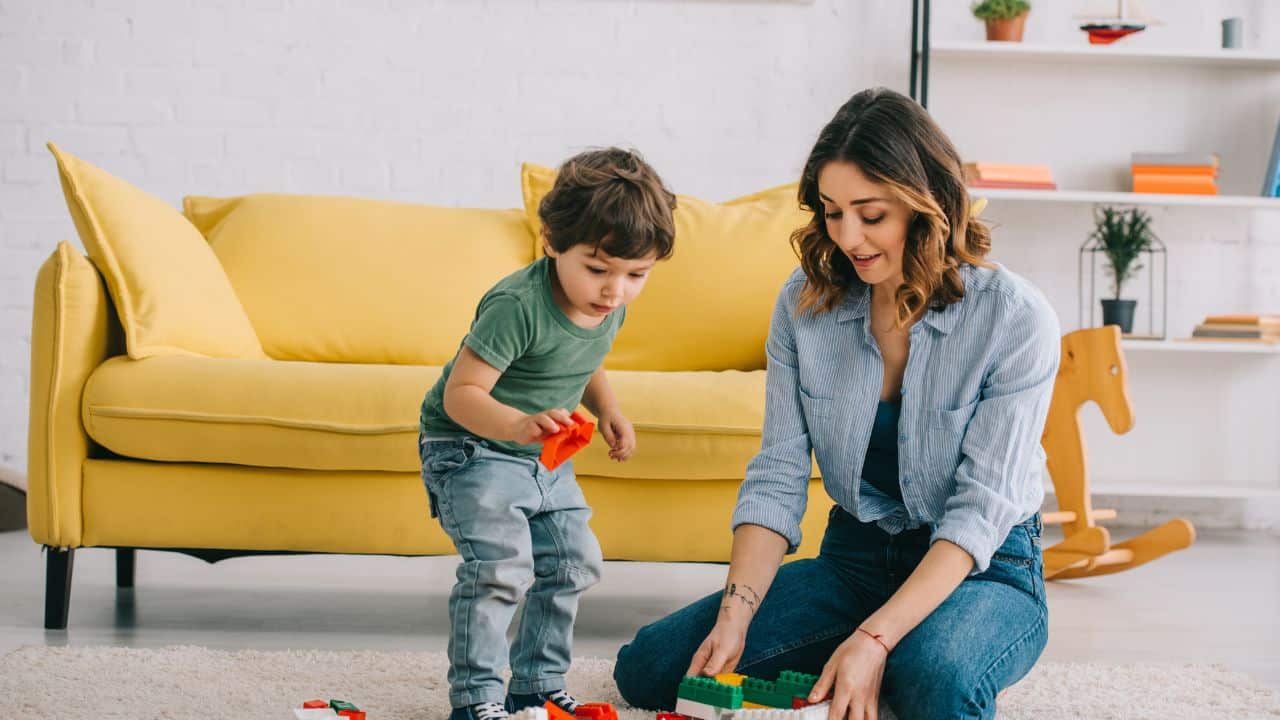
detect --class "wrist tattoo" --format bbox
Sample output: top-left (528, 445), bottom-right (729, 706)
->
top-left (722, 582), bottom-right (762, 615)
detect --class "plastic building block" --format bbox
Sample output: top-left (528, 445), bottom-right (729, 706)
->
top-left (674, 698), bottom-right (732, 720)
top-left (329, 700), bottom-right (359, 713)
top-left (677, 676), bottom-right (743, 709)
top-left (714, 673), bottom-right (746, 687)
top-left (773, 671), bottom-right (819, 702)
top-left (741, 678), bottom-right (792, 709)
top-left (732, 700), bottom-right (831, 720)
top-left (790, 698), bottom-right (810, 709)
top-left (575, 703), bottom-right (618, 720)
top-left (293, 709), bottom-right (338, 720)
top-left (338, 712), bottom-right (366, 720)
top-left (540, 411), bottom-right (593, 471)
top-left (302, 700), bottom-right (330, 709)
top-left (655, 713), bottom-right (691, 720)
top-left (544, 699), bottom-right (577, 720)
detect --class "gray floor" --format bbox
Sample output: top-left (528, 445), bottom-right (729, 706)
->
top-left (0, 527), bottom-right (1276, 691)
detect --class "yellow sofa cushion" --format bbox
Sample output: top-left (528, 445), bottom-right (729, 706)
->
top-left (183, 194), bottom-right (535, 365)
top-left (81, 357), bottom-right (812, 480)
top-left (522, 163), bottom-right (807, 372)
top-left (47, 144), bottom-right (265, 360)
top-left (83, 355), bottom-right (436, 473)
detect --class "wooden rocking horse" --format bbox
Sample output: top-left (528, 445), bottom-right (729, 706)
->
top-left (1040, 326), bottom-right (1196, 579)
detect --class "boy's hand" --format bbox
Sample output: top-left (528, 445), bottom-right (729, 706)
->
top-left (597, 411), bottom-right (636, 461)
top-left (510, 408), bottom-right (576, 445)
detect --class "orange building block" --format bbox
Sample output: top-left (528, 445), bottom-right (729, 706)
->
top-left (540, 411), bottom-right (594, 471)
top-left (302, 700), bottom-right (329, 709)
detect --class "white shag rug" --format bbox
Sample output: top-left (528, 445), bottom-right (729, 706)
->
top-left (1, 645), bottom-right (1278, 720)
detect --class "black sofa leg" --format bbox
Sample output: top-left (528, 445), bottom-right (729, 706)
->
top-left (116, 548), bottom-right (135, 589)
top-left (44, 547), bottom-right (74, 630)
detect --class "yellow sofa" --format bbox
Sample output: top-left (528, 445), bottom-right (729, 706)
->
top-left (28, 150), bottom-right (834, 629)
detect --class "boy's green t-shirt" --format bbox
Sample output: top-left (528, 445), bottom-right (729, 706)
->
top-left (419, 257), bottom-right (625, 457)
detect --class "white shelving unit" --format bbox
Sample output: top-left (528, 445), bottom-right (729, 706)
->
top-left (929, 39), bottom-right (1280, 355)
top-left (1121, 339), bottom-right (1280, 355)
top-left (931, 41), bottom-right (1280, 69)
top-left (972, 187), bottom-right (1280, 210)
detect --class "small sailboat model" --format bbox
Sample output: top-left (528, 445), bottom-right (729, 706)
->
top-left (1076, 0), bottom-right (1159, 44)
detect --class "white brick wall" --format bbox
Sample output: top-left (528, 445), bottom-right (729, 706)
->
top-left (4, 0), bottom-right (1277, 502)
top-left (0, 0), bottom-right (904, 472)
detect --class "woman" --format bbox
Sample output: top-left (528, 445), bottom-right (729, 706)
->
top-left (613, 87), bottom-right (1059, 720)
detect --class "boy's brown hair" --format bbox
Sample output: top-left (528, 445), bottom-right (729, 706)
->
top-left (539, 148), bottom-right (677, 260)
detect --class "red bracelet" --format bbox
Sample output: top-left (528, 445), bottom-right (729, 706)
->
top-left (856, 626), bottom-right (891, 655)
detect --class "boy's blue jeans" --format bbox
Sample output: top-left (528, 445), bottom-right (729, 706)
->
top-left (613, 506), bottom-right (1048, 720)
top-left (420, 435), bottom-right (603, 708)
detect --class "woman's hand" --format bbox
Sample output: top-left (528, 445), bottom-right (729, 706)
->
top-left (597, 411), bottom-right (636, 461)
top-left (807, 629), bottom-right (890, 720)
top-left (685, 598), bottom-right (754, 677)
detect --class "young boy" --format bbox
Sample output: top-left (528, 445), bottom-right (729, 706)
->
top-left (418, 148), bottom-right (677, 720)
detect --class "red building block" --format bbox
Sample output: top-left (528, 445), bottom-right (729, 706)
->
top-left (575, 703), bottom-right (618, 720)
top-left (338, 712), bottom-right (366, 720)
top-left (656, 713), bottom-right (691, 720)
top-left (540, 411), bottom-right (594, 471)
top-left (545, 700), bottom-right (578, 720)
top-left (302, 700), bottom-right (329, 709)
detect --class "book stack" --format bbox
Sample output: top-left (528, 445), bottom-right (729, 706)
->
top-left (1191, 314), bottom-right (1280, 344)
top-left (1131, 152), bottom-right (1219, 195)
top-left (963, 163), bottom-right (1057, 191)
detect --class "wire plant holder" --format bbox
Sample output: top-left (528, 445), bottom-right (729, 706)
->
top-left (1079, 219), bottom-right (1168, 339)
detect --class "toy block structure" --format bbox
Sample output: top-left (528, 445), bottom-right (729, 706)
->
top-left (540, 411), bottom-right (594, 471)
top-left (670, 672), bottom-right (830, 720)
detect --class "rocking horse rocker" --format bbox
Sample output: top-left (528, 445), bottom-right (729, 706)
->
top-left (1040, 326), bottom-right (1196, 579)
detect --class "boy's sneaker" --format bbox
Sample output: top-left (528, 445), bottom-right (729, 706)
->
top-left (450, 702), bottom-right (510, 720)
top-left (506, 689), bottom-right (581, 715)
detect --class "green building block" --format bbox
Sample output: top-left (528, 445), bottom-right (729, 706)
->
top-left (774, 670), bottom-right (820, 701)
top-left (677, 676), bottom-right (743, 709)
top-left (741, 677), bottom-right (793, 709)
top-left (330, 700), bottom-right (360, 712)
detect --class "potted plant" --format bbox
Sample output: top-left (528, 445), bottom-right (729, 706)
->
top-left (972, 0), bottom-right (1031, 42)
top-left (1091, 206), bottom-right (1157, 334)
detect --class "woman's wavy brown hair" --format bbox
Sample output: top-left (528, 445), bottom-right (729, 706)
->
top-left (792, 87), bottom-right (991, 325)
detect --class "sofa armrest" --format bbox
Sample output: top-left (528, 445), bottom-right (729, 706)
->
top-left (27, 241), bottom-right (121, 548)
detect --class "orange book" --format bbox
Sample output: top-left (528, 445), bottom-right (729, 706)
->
top-left (1204, 314), bottom-right (1280, 328)
top-left (963, 162), bottom-right (1054, 184)
top-left (1132, 173), bottom-right (1218, 195)
top-left (1130, 164), bottom-right (1218, 176)
top-left (968, 179), bottom-right (1058, 190)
